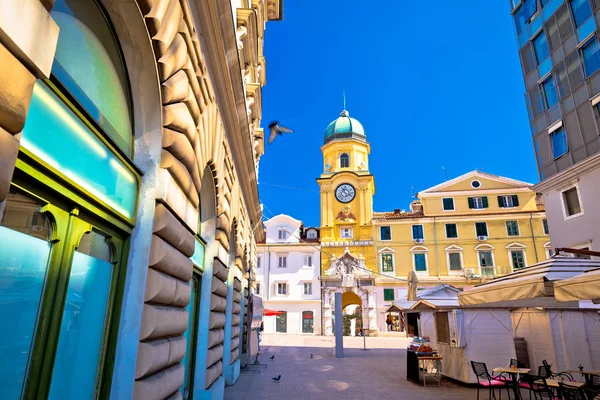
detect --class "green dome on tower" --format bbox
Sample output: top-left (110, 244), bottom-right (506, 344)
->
top-left (324, 110), bottom-right (366, 143)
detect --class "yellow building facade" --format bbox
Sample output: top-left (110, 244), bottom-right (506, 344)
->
top-left (372, 171), bottom-right (550, 285)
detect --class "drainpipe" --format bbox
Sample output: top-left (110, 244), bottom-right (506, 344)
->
top-left (529, 213), bottom-right (539, 263)
top-left (267, 246), bottom-right (271, 300)
top-left (433, 216), bottom-right (441, 279)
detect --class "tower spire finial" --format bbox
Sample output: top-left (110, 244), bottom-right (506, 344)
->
top-left (343, 89), bottom-right (347, 111)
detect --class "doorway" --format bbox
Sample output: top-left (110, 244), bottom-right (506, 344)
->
top-left (276, 311), bottom-right (287, 333)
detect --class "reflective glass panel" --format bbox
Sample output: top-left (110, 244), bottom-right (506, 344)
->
top-left (51, 0), bottom-right (133, 156)
top-left (181, 276), bottom-right (198, 399)
top-left (552, 128), bottom-right (569, 158)
top-left (0, 192), bottom-right (52, 399)
top-left (533, 32), bottom-right (550, 63)
top-left (570, 0), bottom-right (592, 27)
top-left (542, 76), bottom-right (559, 108)
top-left (21, 82), bottom-right (137, 219)
top-left (582, 37), bottom-right (600, 77)
top-left (48, 231), bottom-right (113, 400)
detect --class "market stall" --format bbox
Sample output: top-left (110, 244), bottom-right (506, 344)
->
top-left (455, 257), bottom-right (600, 380)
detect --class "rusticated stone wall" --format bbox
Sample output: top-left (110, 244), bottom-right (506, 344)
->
top-left (132, 0), bottom-right (262, 398)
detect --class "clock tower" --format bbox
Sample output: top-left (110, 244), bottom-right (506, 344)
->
top-left (317, 109), bottom-right (376, 276)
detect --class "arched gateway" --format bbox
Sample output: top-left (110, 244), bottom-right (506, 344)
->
top-left (322, 248), bottom-right (378, 336)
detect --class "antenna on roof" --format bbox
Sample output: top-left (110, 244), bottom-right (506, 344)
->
top-left (410, 186), bottom-right (416, 199)
top-left (441, 166), bottom-right (448, 181)
top-left (343, 89), bottom-right (347, 110)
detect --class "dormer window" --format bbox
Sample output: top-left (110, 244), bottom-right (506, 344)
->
top-left (278, 229), bottom-right (287, 240)
top-left (306, 230), bottom-right (317, 239)
top-left (340, 153), bottom-right (350, 168)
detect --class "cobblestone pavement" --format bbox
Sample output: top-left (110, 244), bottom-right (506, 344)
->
top-left (224, 334), bottom-right (479, 400)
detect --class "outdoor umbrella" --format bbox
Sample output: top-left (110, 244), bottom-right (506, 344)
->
top-left (263, 309), bottom-right (285, 316)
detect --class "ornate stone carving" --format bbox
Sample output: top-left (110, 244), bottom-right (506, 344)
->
top-left (336, 206), bottom-right (356, 222)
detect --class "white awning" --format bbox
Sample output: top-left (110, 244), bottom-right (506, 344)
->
top-left (554, 269), bottom-right (600, 302)
top-left (458, 257), bottom-right (600, 307)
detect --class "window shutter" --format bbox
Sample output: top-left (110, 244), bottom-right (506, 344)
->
top-left (512, 195), bottom-right (519, 206)
top-left (498, 196), bottom-right (504, 208)
top-left (468, 197), bottom-right (474, 209)
top-left (482, 196), bottom-right (489, 208)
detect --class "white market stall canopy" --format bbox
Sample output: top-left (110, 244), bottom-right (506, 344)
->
top-left (409, 298), bottom-right (460, 311)
top-left (458, 257), bottom-right (600, 307)
top-left (554, 269), bottom-right (600, 302)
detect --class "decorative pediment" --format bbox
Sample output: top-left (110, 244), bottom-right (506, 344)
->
top-left (418, 170), bottom-right (532, 196)
top-left (324, 248), bottom-right (370, 287)
top-left (506, 242), bottom-right (526, 249)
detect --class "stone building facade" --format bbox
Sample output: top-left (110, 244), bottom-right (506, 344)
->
top-left (0, 0), bottom-right (282, 399)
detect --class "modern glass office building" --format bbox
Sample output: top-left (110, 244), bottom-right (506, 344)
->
top-left (510, 0), bottom-right (600, 254)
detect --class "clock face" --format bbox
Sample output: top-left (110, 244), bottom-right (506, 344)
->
top-left (335, 184), bottom-right (356, 203)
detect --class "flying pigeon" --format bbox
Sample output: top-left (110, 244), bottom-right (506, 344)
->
top-left (270, 355), bottom-right (275, 360)
top-left (310, 353), bottom-right (313, 359)
top-left (272, 375), bottom-right (282, 382)
top-left (268, 121), bottom-right (293, 144)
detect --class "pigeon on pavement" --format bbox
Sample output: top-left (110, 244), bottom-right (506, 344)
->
top-left (310, 353), bottom-right (313, 359)
top-left (272, 375), bottom-right (281, 382)
top-left (268, 121), bottom-right (293, 144)
top-left (270, 355), bottom-right (275, 360)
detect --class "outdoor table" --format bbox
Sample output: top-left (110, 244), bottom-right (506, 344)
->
top-left (493, 367), bottom-right (531, 399)
top-left (536, 379), bottom-right (585, 389)
top-left (417, 355), bottom-right (443, 387)
top-left (567, 370), bottom-right (600, 385)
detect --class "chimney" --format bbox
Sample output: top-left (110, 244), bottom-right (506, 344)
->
top-left (393, 209), bottom-right (401, 215)
top-left (410, 201), bottom-right (423, 214)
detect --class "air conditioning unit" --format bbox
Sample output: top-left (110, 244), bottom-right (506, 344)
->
top-left (477, 235), bottom-right (488, 241)
top-left (414, 238), bottom-right (424, 244)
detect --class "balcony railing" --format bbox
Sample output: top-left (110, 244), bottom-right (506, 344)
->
top-left (463, 266), bottom-right (514, 280)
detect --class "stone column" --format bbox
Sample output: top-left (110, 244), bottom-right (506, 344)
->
top-left (366, 288), bottom-right (379, 333)
top-left (323, 288), bottom-right (334, 336)
top-left (0, 0), bottom-right (59, 205)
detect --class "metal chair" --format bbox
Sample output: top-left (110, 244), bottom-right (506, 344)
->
top-left (542, 360), bottom-right (574, 382)
top-left (557, 382), bottom-right (586, 400)
top-left (583, 387), bottom-right (600, 400)
top-left (586, 373), bottom-right (600, 389)
top-left (533, 377), bottom-right (558, 400)
top-left (470, 361), bottom-right (512, 400)
top-left (539, 365), bottom-right (552, 379)
top-left (519, 373), bottom-right (543, 400)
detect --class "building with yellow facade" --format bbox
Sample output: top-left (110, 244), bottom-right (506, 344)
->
top-left (314, 108), bottom-right (549, 336)
top-left (372, 171), bottom-right (550, 332)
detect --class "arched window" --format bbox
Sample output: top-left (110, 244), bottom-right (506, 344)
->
top-left (340, 153), bottom-right (350, 168)
top-left (51, 0), bottom-right (133, 156)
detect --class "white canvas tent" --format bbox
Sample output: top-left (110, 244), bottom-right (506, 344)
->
top-left (555, 269), bottom-right (600, 302)
top-left (388, 284), bottom-right (462, 339)
top-left (458, 257), bottom-right (600, 307)
top-left (454, 257), bottom-right (600, 378)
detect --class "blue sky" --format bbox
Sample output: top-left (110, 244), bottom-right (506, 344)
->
top-left (258, 1), bottom-right (536, 227)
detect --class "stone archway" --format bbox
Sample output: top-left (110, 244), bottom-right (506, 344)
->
top-left (321, 248), bottom-right (378, 336)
